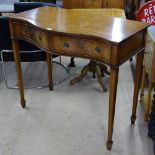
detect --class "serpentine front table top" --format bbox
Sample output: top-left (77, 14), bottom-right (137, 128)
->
top-left (9, 6), bottom-right (148, 44)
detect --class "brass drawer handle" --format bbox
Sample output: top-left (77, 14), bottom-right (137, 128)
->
top-left (64, 42), bottom-right (69, 48)
top-left (95, 47), bottom-right (100, 53)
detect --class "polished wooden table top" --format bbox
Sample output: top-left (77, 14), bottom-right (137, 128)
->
top-left (9, 6), bottom-right (148, 44)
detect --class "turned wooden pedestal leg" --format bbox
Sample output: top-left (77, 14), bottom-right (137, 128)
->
top-left (131, 51), bottom-right (144, 124)
top-left (12, 39), bottom-right (26, 108)
top-left (107, 68), bottom-right (119, 150)
top-left (46, 52), bottom-right (53, 91)
top-left (70, 60), bottom-right (108, 92)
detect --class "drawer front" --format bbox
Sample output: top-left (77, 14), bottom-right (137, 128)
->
top-left (53, 35), bottom-right (81, 53)
top-left (53, 35), bottom-right (111, 63)
top-left (84, 0), bottom-right (103, 8)
top-left (12, 22), bottom-right (49, 49)
top-left (83, 39), bottom-right (110, 62)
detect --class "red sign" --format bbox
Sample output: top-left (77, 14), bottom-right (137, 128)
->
top-left (137, 0), bottom-right (155, 25)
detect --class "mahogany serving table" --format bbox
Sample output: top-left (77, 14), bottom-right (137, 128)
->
top-left (8, 7), bottom-right (149, 150)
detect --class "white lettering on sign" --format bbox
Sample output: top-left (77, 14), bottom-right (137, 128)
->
top-left (144, 4), bottom-right (155, 17)
top-left (153, 5), bottom-right (155, 12)
top-left (149, 4), bottom-right (153, 15)
top-left (144, 8), bottom-right (149, 16)
top-left (141, 15), bottom-right (155, 24)
top-left (138, 1), bottom-right (155, 25)
top-left (142, 19), bottom-right (146, 22)
top-left (151, 15), bottom-right (155, 22)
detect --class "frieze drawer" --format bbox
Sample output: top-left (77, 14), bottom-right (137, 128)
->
top-left (83, 39), bottom-right (111, 62)
top-left (12, 22), bottom-right (49, 49)
top-left (53, 35), bottom-right (111, 62)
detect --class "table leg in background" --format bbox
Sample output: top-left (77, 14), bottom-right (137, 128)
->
top-left (131, 51), bottom-right (144, 124)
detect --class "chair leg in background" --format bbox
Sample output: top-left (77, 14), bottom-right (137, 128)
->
top-left (1, 50), bottom-right (69, 89)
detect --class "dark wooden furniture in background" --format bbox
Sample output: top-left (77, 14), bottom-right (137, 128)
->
top-left (9, 7), bottom-right (148, 150)
top-left (63, 0), bottom-right (141, 19)
top-left (64, 0), bottom-right (123, 9)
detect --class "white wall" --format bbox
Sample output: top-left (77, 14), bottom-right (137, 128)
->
top-left (0, 0), bottom-right (19, 3)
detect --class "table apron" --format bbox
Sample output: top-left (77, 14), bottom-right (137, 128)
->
top-left (10, 21), bottom-right (145, 68)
